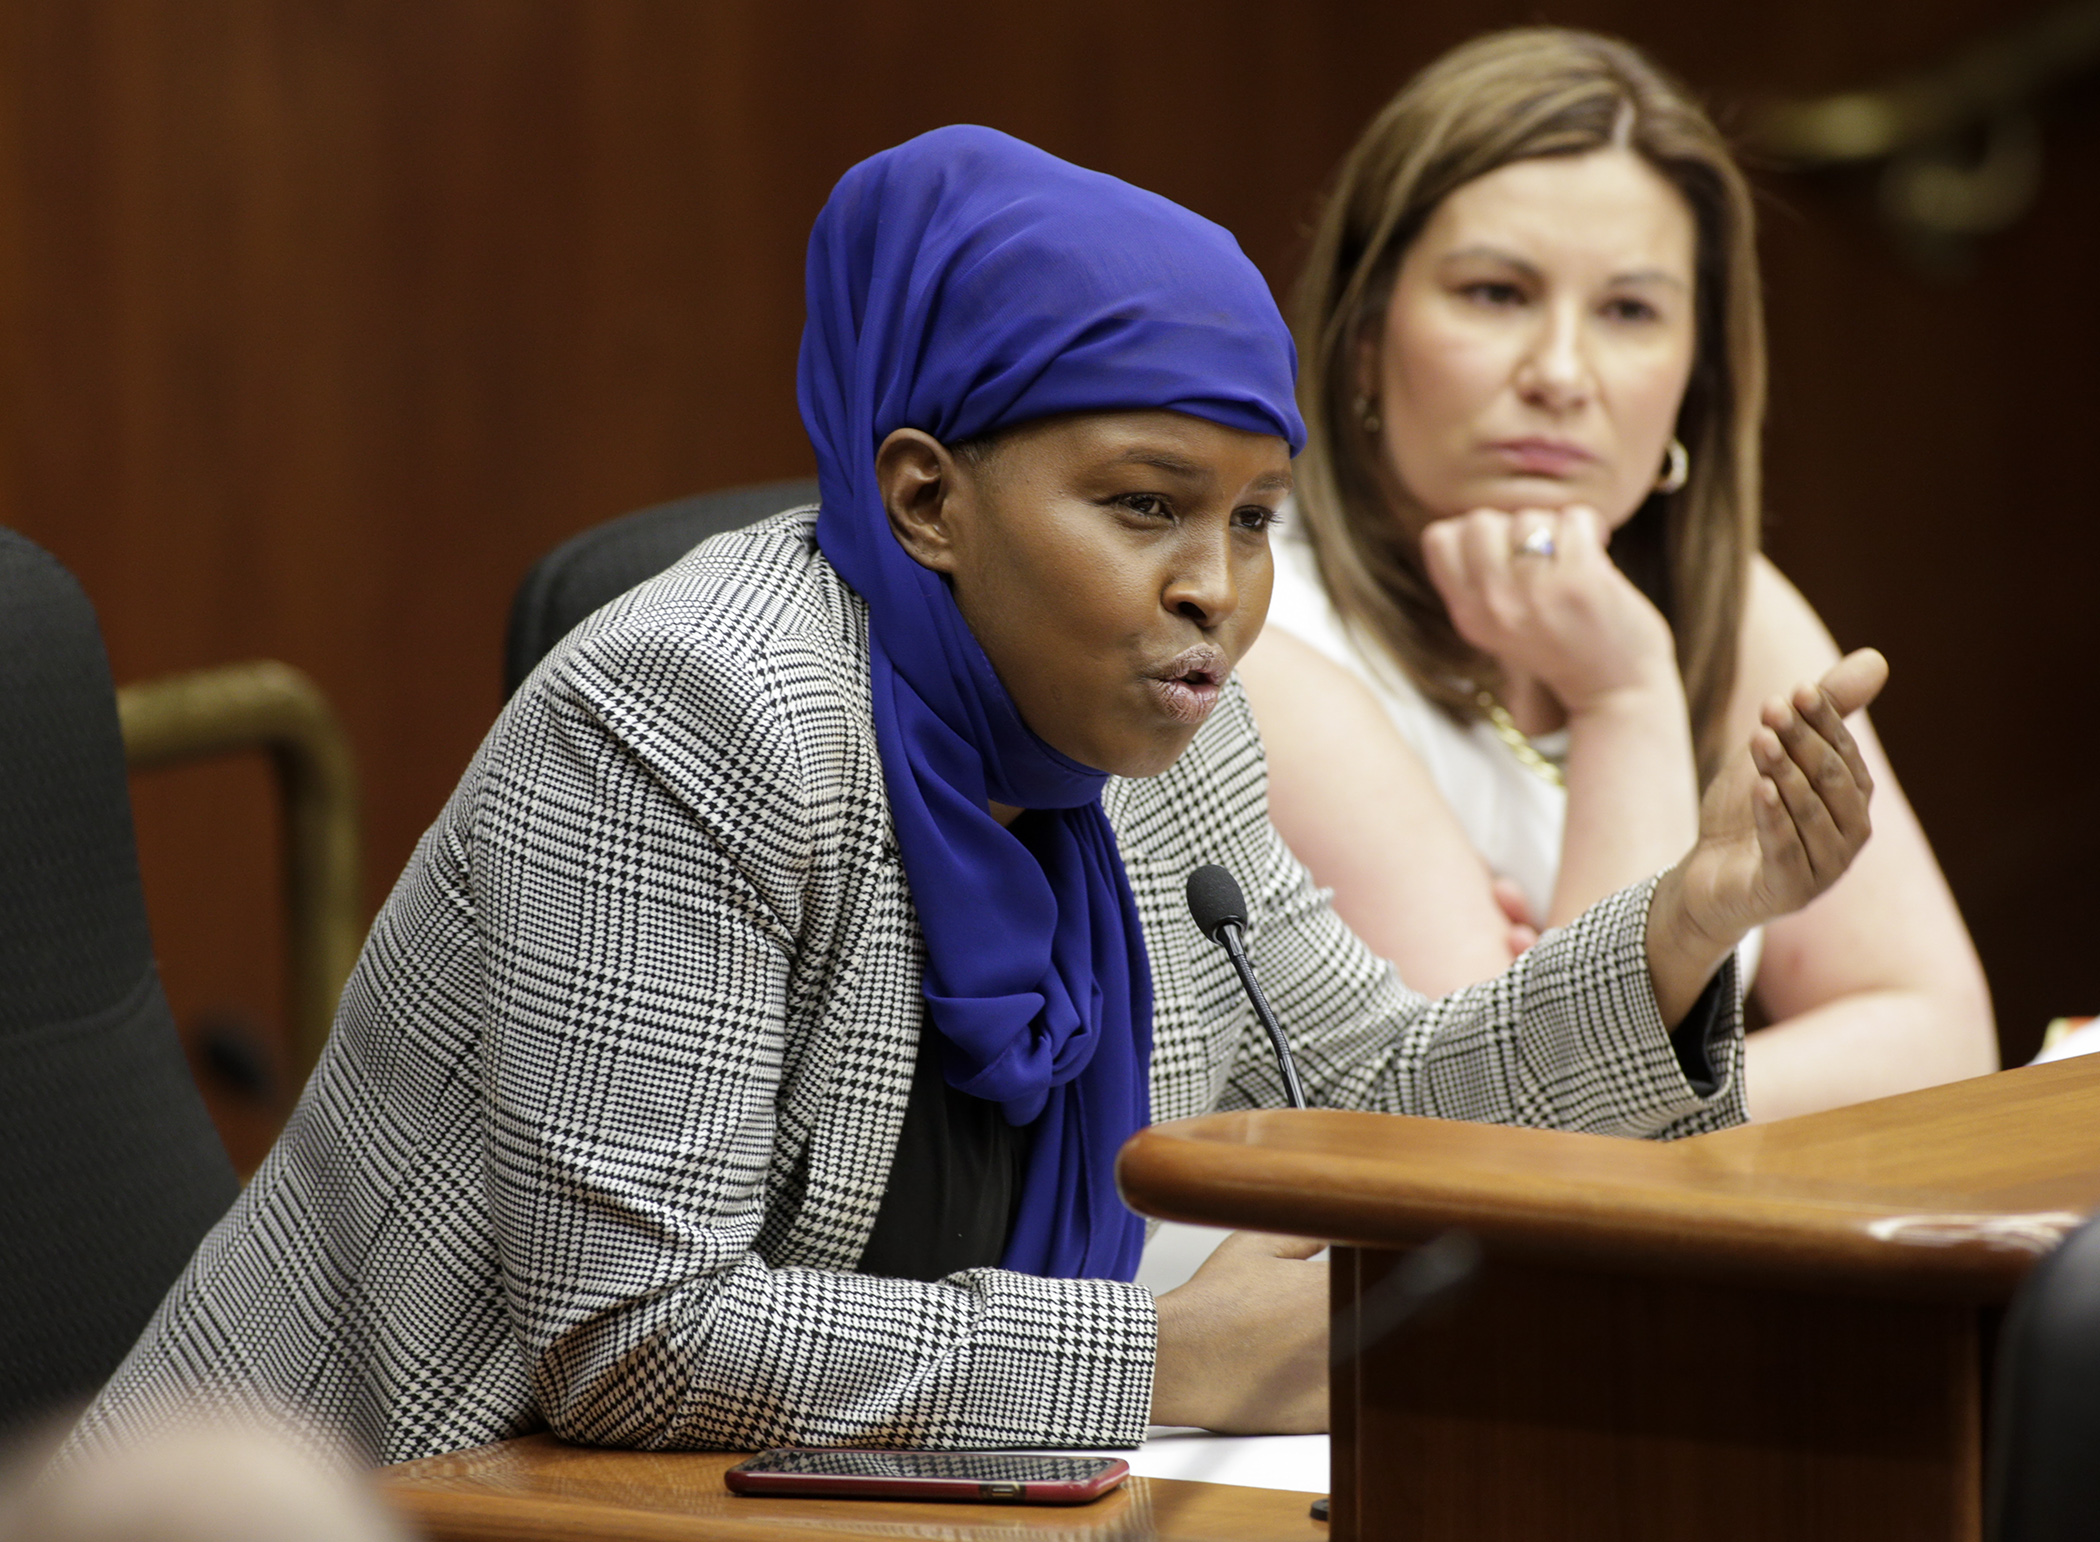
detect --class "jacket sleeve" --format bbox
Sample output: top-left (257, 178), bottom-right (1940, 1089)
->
top-left (1209, 705), bottom-right (1744, 1140)
top-left (470, 622), bottom-right (1155, 1452)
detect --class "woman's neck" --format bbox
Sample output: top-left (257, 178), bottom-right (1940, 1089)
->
top-left (989, 800), bottom-right (1025, 827)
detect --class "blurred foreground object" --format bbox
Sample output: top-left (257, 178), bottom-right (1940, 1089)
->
top-left (117, 662), bottom-right (362, 1090)
top-left (0, 530), bottom-right (237, 1434)
top-left (1986, 1214), bottom-right (2100, 1541)
top-left (0, 1421), bottom-right (406, 1542)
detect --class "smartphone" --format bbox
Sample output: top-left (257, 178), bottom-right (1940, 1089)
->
top-left (724, 1448), bottom-right (1130, 1504)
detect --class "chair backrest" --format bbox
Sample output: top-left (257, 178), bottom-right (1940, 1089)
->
top-left (1986, 1213), bottom-right (2100, 1541)
top-left (503, 479), bottom-right (820, 697)
top-left (0, 529), bottom-right (239, 1436)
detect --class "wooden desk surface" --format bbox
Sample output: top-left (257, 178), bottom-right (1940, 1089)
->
top-left (1118, 1055), bottom-right (2100, 1296)
top-left (380, 1435), bottom-right (1327, 1542)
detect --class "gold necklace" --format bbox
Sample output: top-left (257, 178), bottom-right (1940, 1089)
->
top-left (1474, 689), bottom-right (1566, 789)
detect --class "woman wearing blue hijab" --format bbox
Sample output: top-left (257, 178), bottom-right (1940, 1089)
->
top-left (73, 127), bottom-right (1883, 1463)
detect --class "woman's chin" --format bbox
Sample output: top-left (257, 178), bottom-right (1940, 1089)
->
top-left (1073, 723), bottom-right (1203, 782)
top-left (1453, 475), bottom-right (1642, 524)
top-left (1024, 686), bottom-right (1214, 782)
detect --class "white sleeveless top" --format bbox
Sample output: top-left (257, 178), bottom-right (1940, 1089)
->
top-left (1262, 520), bottom-right (1763, 986)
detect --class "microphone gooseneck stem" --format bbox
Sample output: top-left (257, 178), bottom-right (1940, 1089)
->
top-left (1217, 921), bottom-right (1307, 1110)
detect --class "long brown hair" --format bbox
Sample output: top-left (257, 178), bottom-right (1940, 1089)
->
top-left (1292, 27), bottom-right (1763, 780)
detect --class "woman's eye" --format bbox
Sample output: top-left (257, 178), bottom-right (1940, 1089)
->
top-left (1235, 505), bottom-right (1282, 533)
top-left (1460, 281), bottom-right (1527, 308)
top-left (1602, 296), bottom-right (1660, 323)
top-left (1118, 493), bottom-right (1173, 519)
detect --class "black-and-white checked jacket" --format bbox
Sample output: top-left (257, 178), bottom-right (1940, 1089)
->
top-left (75, 510), bottom-right (1742, 1465)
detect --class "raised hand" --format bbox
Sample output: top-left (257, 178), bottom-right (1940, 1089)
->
top-left (1420, 504), bottom-right (1678, 712)
top-left (1645, 648), bottom-right (1889, 1025)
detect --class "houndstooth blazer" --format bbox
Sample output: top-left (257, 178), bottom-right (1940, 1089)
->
top-left (75, 510), bottom-right (1742, 1466)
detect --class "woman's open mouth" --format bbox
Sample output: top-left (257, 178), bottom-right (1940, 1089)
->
top-left (1145, 646), bottom-right (1228, 726)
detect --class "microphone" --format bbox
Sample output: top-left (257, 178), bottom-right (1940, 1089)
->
top-left (1189, 862), bottom-right (1479, 1537)
top-left (1186, 864), bottom-right (1307, 1110)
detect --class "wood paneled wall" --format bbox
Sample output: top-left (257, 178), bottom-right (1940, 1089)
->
top-left (1, 1), bottom-right (2091, 1158)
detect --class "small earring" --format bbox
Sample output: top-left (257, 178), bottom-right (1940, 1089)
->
top-left (1656, 436), bottom-right (1690, 494)
top-left (1353, 393), bottom-right (1381, 435)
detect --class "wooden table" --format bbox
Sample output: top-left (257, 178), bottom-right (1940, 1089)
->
top-left (377, 1058), bottom-right (2099, 1541)
top-left (1117, 1054), bottom-right (2100, 1542)
top-left (380, 1435), bottom-right (1328, 1541)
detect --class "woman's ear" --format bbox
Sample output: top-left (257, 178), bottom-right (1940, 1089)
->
top-left (1352, 318), bottom-right (1383, 406)
top-left (876, 428), bottom-right (963, 573)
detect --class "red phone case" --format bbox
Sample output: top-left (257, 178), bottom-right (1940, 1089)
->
top-left (724, 1449), bottom-right (1130, 1505)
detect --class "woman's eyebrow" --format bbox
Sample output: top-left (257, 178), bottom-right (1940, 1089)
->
top-left (1106, 451), bottom-right (1292, 496)
top-left (1438, 244), bottom-right (1541, 278)
top-left (1609, 267), bottom-right (1689, 290)
top-left (1438, 246), bottom-right (1688, 291)
top-left (1108, 450), bottom-right (1207, 481)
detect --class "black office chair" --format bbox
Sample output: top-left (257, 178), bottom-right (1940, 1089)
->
top-left (0, 530), bottom-right (239, 1435)
top-left (503, 478), bottom-right (820, 697)
top-left (1986, 1213), bottom-right (2100, 1541)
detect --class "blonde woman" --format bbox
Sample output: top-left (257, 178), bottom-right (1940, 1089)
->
top-left (1245, 29), bottom-right (1994, 1120)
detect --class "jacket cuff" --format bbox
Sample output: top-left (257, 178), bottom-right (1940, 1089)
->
top-left (963, 1271), bottom-right (1156, 1448)
top-left (1667, 951), bottom-right (1739, 1097)
top-left (1521, 875), bottom-right (1746, 1137)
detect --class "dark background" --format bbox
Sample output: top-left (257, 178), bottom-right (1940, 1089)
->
top-left (1, 1), bottom-right (2091, 1166)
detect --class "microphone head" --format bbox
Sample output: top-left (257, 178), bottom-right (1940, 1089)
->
top-left (1185, 864), bottom-right (1249, 942)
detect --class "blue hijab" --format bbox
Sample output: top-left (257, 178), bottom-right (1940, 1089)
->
top-left (798, 126), bottom-right (1303, 1282)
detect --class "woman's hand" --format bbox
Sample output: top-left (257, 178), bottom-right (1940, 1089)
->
top-left (1425, 504), bottom-right (1704, 928)
top-left (1150, 1231), bottom-right (1327, 1433)
top-left (1420, 505), bottom-right (1677, 714)
top-left (1492, 877), bottom-right (1540, 957)
top-left (1646, 648), bottom-right (1889, 1025)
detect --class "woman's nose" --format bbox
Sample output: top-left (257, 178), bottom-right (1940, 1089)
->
top-left (1163, 530), bottom-right (1239, 629)
top-left (1515, 303), bottom-right (1592, 411)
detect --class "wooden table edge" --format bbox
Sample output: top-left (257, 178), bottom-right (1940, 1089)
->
top-left (1117, 1091), bottom-right (2098, 1297)
top-left (377, 1438), bottom-right (1328, 1542)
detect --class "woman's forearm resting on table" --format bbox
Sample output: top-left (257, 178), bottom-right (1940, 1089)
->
top-left (1742, 984), bottom-right (1997, 1122)
top-left (524, 1256), bottom-right (1159, 1451)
